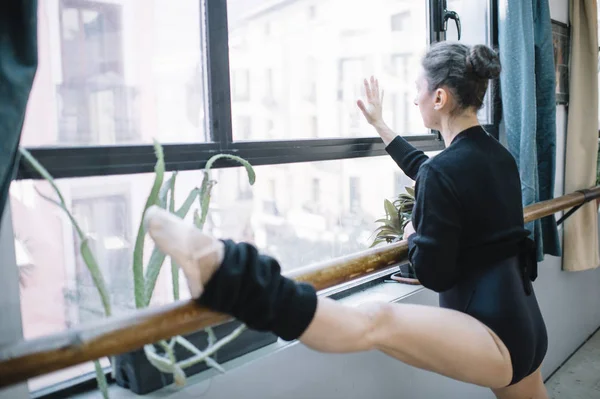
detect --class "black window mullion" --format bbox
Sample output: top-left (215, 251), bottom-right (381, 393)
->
top-left (205, 0), bottom-right (233, 147)
top-left (489, 0), bottom-right (502, 139)
top-left (428, 0), bottom-right (444, 140)
top-left (429, 0), bottom-right (446, 43)
top-left (17, 136), bottom-right (444, 180)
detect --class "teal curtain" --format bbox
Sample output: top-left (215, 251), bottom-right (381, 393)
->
top-left (498, 0), bottom-right (561, 260)
top-left (0, 2), bottom-right (38, 223)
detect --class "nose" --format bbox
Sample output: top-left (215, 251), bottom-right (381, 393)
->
top-left (413, 96), bottom-right (418, 106)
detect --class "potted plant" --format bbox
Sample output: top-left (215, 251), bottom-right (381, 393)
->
top-left (370, 187), bottom-right (420, 285)
top-left (19, 143), bottom-right (277, 397)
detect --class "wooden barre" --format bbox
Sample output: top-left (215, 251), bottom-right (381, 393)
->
top-left (1, 186), bottom-right (599, 388)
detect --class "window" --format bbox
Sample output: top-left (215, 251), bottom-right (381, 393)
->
top-left (306, 57), bottom-right (318, 103)
top-left (228, 0), bottom-right (429, 140)
top-left (20, 0), bottom-right (206, 148)
top-left (264, 68), bottom-right (275, 104)
top-left (11, 0), bottom-right (497, 394)
top-left (58, 1), bottom-right (129, 145)
top-left (395, 171), bottom-right (413, 195)
top-left (232, 69), bottom-right (251, 101)
top-left (391, 12), bottom-right (411, 32)
top-left (445, 0), bottom-right (490, 45)
top-left (235, 116), bottom-right (252, 140)
top-left (237, 168), bottom-right (254, 200)
top-left (14, 238), bottom-right (34, 286)
top-left (311, 116), bottom-right (319, 138)
top-left (390, 54), bottom-right (417, 135)
top-left (312, 178), bottom-right (320, 203)
top-left (263, 179), bottom-right (279, 215)
top-left (266, 119), bottom-right (276, 139)
top-left (308, 5), bottom-right (317, 20)
top-left (71, 195), bottom-right (132, 325)
top-left (339, 58), bottom-right (367, 136)
top-left (349, 176), bottom-right (361, 212)
top-left (303, 177), bottom-right (321, 213)
top-left (445, 0), bottom-right (493, 124)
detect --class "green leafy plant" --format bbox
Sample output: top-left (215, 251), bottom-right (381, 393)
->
top-left (140, 151), bottom-right (256, 387)
top-left (370, 186), bottom-right (415, 248)
top-left (19, 143), bottom-right (256, 396)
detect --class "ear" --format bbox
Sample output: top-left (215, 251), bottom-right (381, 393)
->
top-left (433, 88), bottom-right (449, 110)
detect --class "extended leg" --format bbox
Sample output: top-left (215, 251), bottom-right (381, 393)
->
top-left (299, 297), bottom-right (513, 388)
top-left (145, 206), bottom-right (513, 389)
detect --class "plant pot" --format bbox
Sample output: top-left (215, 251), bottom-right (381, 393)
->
top-left (114, 320), bottom-right (278, 395)
top-left (390, 263), bottom-right (421, 285)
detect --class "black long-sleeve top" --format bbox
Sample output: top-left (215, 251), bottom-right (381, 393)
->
top-left (386, 125), bottom-right (530, 292)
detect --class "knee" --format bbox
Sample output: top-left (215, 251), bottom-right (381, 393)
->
top-left (357, 301), bottom-right (397, 349)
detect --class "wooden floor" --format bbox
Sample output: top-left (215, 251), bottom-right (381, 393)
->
top-left (546, 329), bottom-right (600, 399)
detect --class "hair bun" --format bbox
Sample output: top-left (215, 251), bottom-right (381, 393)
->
top-left (467, 45), bottom-right (501, 80)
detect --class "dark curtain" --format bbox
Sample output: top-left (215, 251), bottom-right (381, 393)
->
top-left (0, 1), bottom-right (38, 223)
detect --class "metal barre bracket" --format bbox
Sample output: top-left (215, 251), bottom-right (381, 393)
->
top-left (556, 188), bottom-right (597, 226)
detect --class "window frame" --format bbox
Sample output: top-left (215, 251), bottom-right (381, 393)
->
top-left (13, 0), bottom-right (501, 397)
top-left (16, 0), bottom-right (477, 181)
top-left (17, 0), bottom-right (499, 181)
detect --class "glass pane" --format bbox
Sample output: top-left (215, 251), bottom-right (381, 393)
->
top-left (13, 151), bottom-right (436, 389)
top-left (21, 0), bottom-right (207, 148)
top-left (446, 0), bottom-right (492, 124)
top-left (227, 0), bottom-right (430, 141)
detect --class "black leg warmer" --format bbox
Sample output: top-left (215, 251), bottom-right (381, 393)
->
top-left (196, 240), bottom-right (318, 341)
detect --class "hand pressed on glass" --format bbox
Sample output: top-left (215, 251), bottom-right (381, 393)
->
top-left (356, 76), bottom-right (385, 127)
top-left (356, 76), bottom-right (399, 146)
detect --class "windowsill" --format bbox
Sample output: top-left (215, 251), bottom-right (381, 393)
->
top-left (71, 279), bottom-right (424, 398)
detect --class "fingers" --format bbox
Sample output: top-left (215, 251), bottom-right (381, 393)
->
top-left (371, 76), bottom-right (378, 98)
top-left (371, 75), bottom-right (379, 100)
top-left (363, 79), bottom-right (372, 100)
top-left (356, 99), bottom-right (368, 116)
top-left (363, 76), bottom-right (382, 102)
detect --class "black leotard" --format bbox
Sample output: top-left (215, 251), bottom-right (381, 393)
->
top-left (387, 125), bottom-right (547, 385)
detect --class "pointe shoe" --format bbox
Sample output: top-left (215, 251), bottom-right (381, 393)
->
top-left (143, 205), bottom-right (224, 298)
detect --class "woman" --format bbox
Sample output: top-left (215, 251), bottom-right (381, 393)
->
top-left (144, 42), bottom-right (548, 399)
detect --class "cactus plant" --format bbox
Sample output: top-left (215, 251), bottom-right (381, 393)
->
top-left (19, 143), bottom-right (256, 397)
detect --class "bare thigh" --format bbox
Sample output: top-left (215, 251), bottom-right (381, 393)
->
top-left (300, 299), bottom-right (514, 389)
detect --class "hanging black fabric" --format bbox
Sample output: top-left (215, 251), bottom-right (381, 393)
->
top-left (0, 1), bottom-right (38, 223)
